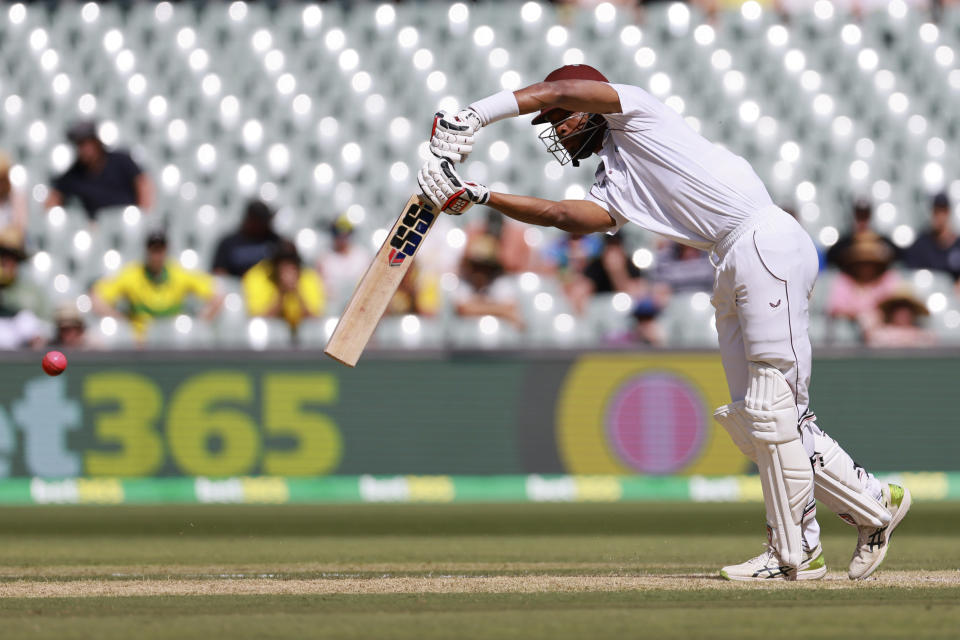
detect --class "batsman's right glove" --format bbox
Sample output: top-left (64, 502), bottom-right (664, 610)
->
top-left (430, 108), bottom-right (481, 163)
top-left (418, 156), bottom-right (490, 215)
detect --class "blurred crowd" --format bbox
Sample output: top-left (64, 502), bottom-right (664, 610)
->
top-left (1, 115), bottom-right (958, 351)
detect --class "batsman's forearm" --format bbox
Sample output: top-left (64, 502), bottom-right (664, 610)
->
top-left (487, 192), bottom-right (606, 234)
top-left (486, 192), bottom-right (565, 229)
top-left (512, 80), bottom-right (621, 117)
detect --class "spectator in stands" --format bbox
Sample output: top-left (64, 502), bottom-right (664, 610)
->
top-left (386, 265), bottom-right (440, 317)
top-left (91, 231), bottom-right (221, 338)
top-left (0, 229), bottom-right (49, 349)
top-left (0, 152), bottom-right (27, 236)
top-left (548, 233), bottom-right (602, 314)
top-left (583, 234), bottom-right (647, 297)
top-left (454, 234), bottom-right (524, 328)
top-left (317, 216), bottom-right (370, 312)
top-left (826, 231), bottom-right (901, 333)
top-left (243, 239), bottom-right (324, 330)
top-left (466, 210), bottom-right (538, 273)
top-left (45, 120), bottom-right (154, 219)
top-left (628, 297), bottom-right (666, 346)
top-left (50, 303), bottom-right (92, 350)
top-left (211, 199), bottom-right (280, 277)
top-left (654, 241), bottom-right (715, 292)
top-left (903, 193), bottom-right (960, 281)
top-left (865, 288), bottom-right (936, 348)
top-left (826, 199), bottom-right (899, 270)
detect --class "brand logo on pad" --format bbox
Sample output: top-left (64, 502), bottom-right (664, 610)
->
top-left (769, 299), bottom-right (782, 308)
top-left (386, 203), bottom-right (435, 267)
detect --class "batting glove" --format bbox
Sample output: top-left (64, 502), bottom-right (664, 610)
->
top-left (430, 108), bottom-right (481, 163)
top-left (418, 156), bottom-right (490, 215)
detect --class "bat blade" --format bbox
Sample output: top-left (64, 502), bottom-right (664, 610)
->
top-left (324, 194), bottom-right (439, 366)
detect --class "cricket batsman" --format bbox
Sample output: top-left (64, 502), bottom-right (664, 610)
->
top-left (417, 64), bottom-right (911, 581)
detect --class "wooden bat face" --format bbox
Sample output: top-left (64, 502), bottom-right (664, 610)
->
top-left (324, 195), bottom-right (438, 367)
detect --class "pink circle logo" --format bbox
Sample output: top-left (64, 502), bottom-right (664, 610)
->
top-left (604, 372), bottom-right (706, 474)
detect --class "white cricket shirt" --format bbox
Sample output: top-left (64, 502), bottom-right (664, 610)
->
top-left (585, 84), bottom-right (775, 251)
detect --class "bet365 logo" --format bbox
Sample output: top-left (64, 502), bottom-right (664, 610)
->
top-left (387, 202), bottom-right (435, 266)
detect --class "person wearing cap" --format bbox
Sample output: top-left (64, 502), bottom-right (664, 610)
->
top-left (51, 302), bottom-right (92, 350)
top-left (0, 151), bottom-right (27, 236)
top-left (45, 120), bottom-right (154, 219)
top-left (91, 231), bottom-right (221, 338)
top-left (417, 64), bottom-right (910, 581)
top-left (826, 231), bottom-right (902, 331)
top-left (903, 193), bottom-right (960, 281)
top-left (211, 199), bottom-right (281, 278)
top-left (0, 229), bottom-right (49, 349)
top-left (316, 215), bottom-right (371, 313)
top-left (629, 297), bottom-right (666, 347)
top-left (454, 233), bottom-right (524, 329)
top-left (865, 287), bottom-right (936, 348)
top-left (825, 199), bottom-right (900, 271)
top-left (243, 238), bottom-right (324, 329)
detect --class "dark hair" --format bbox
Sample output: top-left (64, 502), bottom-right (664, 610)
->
top-left (271, 239), bottom-right (301, 265)
top-left (853, 198), bottom-right (872, 221)
top-left (244, 199), bottom-right (273, 220)
top-left (66, 120), bottom-right (102, 146)
top-left (145, 230), bottom-right (167, 248)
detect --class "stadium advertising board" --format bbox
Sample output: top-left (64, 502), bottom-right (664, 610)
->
top-left (0, 352), bottom-right (956, 479)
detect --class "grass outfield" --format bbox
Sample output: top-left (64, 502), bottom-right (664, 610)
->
top-left (0, 502), bottom-right (958, 639)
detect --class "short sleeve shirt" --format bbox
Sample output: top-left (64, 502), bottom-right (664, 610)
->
top-left (94, 261), bottom-right (214, 333)
top-left (242, 260), bottom-right (324, 326)
top-left (211, 231), bottom-right (280, 277)
top-left (52, 149), bottom-right (143, 218)
top-left (585, 84), bottom-right (775, 251)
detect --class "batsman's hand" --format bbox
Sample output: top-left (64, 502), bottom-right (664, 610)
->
top-left (430, 109), bottom-right (481, 163)
top-left (418, 156), bottom-right (490, 215)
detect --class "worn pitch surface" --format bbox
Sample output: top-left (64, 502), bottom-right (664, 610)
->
top-left (0, 503), bottom-right (957, 639)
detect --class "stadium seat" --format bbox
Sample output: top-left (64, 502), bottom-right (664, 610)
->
top-left (659, 291), bottom-right (717, 348)
top-left (143, 316), bottom-right (215, 350)
top-left (87, 315), bottom-right (138, 349)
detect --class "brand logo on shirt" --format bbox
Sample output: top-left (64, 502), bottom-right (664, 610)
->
top-left (386, 202), bottom-right (435, 267)
top-left (769, 299), bottom-right (782, 309)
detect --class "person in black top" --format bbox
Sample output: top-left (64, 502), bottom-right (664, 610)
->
top-left (903, 193), bottom-right (960, 281)
top-left (582, 233), bottom-right (644, 295)
top-left (211, 199), bottom-right (281, 277)
top-left (45, 121), bottom-right (154, 219)
top-left (826, 198), bottom-right (899, 271)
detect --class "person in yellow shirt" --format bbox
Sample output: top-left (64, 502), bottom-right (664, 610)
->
top-left (243, 239), bottom-right (324, 328)
top-left (92, 231), bottom-right (222, 337)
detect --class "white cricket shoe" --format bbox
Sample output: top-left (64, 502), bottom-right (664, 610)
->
top-left (720, 543), bottom-right (827, 582)
top-left (848, 483), bottom-right (911, 580)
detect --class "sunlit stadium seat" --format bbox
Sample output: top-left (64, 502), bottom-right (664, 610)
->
top-left (373, 315), bottom-right (445, 349)
top-left (88, 315), bottom-right (138, 349)
top-left (659, 291), bottom-right (717, 348)
top-left (143, 316), bottom-right (215, 350)
top-left (448, 315), bottom-right (522, 349)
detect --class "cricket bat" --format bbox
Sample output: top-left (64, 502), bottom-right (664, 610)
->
top-left (324, 194), bottom-right (439, 366)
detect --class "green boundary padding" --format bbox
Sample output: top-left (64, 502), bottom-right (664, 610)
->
top-left (3, 473), bottom-right (958, 505)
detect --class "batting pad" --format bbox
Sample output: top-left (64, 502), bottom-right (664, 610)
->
top-left (810, 431), bottom-right (892, 528)
top-left (713, 401), bottom-right (755, 460)
top-left (744, 363), bottom-right (812, 570)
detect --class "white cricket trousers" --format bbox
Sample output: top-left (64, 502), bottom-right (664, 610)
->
top-left (711, 206), bottom-right (818, 414)
top-left (710, 206), bottom-right (882, 548)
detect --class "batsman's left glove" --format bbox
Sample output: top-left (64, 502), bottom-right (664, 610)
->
top-left (430, 108), bottom-right (481, 163)
top-left (418, 156), bottom-right (490, 215)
